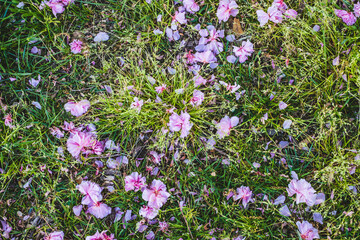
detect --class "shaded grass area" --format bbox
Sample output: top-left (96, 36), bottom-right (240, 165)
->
top-left (1, 0), bottom-right (360, 239)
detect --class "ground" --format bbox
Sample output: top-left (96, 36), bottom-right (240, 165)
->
top-left (0, 0), bottom-right (359, 239)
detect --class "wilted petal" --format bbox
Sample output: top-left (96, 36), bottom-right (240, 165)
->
top-left (227, 55), bottom-right (237, 63)
top-left (313, 25), bottom-right (320, 32)
top-left (73, 205), bottom-right (83, 216)
top-left (279, 101), bottom-right (288, 110)
top-left (279, 141), bottom-right (289, 148)
top-left (94, 32), bottom-right (109, 42)
top-left (291, 171), bottom-right (298, 180)
top-left (32, 101), bottom-right (42, 109)
top-left (315, 193), bottom-right (325, 205)
top-left (283, 120), bottom-right (292, 129)
top-left (313, 212), bottom-right (323, 224)
top-left (226, 34), bottom-right (236, 42)
top-left (274, 195), bottom-right (286, 205)
top-left (279, 205), bottom-right (291, 216)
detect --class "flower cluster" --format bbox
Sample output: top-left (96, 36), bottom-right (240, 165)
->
top-left (273, 172), bottom-right (324, 240)
top-left (233, 186), bottom-right (253, 208)
top-left (40, 0), bottom-right (74, 17)
top-left (124, 173), bottom-right (170, 221)
top-left (335, 2), bottom-right (360, 26)
top-left (256, 0), bottom-right (298, 27)
top-left (66, 126), bottom-right (104, 158)
top-left (76, 180), bottom-right (112, 219)
top-left (69, 39), bottom-right (83, 54)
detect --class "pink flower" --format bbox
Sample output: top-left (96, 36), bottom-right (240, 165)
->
top-left (87, 201), bottom-right (112, 219)
top-left (142, 179), bottom-right (171, 209)
top-left (139, 205), bottom-right (159, 219)
top-left (168, 111), bottom-right (193, 138)
top-left (216, 0), bottom-right (239, 23)
top-left (272, 0), bottom-right (287, 12)
top-left (124, 172), bottom-right (147, 192)
top-left (100, 231), bottom-right (115, 240)
top-left (216, 115), bottom-right (239, 139)
top-left (221, 82), bottom-right (240, 93)
top-left (172, 11), bottom-right (187, 25)
top-left (76, 180), bottom-right (103, 205)
top-left (66, 131), bottom-right (93, 158)
top-left (233, 186), bottom-right (253, 208)
top-left (88, 140), bottom-right (104, 156)
top-left (287, 179), bottom-right (317, 206)
top-left (155, 84), bottom-right (167, 94)
top-left (233, 40), bottom-right (254, 63)
top-left (4, 114), bottom-right (14, 129)
top-left (197, 26), bottom-right (225, 55)
top-left (64, 100), bottom-right (90, 117)
top-left (194, 51), bottom-right (217, 64)
top-left (159, 221), bottom-right (169, 232)
top-left (70, 39), bottom-right (83, 54)
top-left (193, 75), bottom-right (207, 87)
top-left (354, 2), bottom-right (360, 18)
top-left (44, 231), bottom-right (64, 240)
top-left (256, 6), bottom-right (283, 26)
top-left (189, 89), bottom-right (204, 107)
top-left (284, 9), bottom-right (297, 19)
top-left (296, 221), bottom-right (320, 240)
top-left (335, 9), bottom-right (357, 26)
top-left (46, 0), bottom-right (65, 17)
top-left (149, 151), bottom-right (164, 164)
top-left (183, 0), bottom-right (199, 13)
top-left (130, 97), bottom-right (143, 113)
top-left (268, 5), bottom-right (283, 23)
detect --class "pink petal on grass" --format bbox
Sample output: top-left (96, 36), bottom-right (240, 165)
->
top-left (315, 193), bottom-right (325, 205)
top-left (313, 25), bottom-right (320, 32)
top-left (252, 162), bottom-right (261, 169)
top-left (313, 212), bottom-right (323, 224)
top-left (279, 101), bottom-right (288, 110)
top-left (279, 205), bottom-right (291, 216)
top-left (32, 101), bottom-right (42, 109)
top-left (73, 205), bottom-right (83, 216)
top-left (279, 141), bottom-right (289, 148)
top-left (227, 55), bottom-right (237, 63)
top-left (104, 85), bottom-right (113, 94)
top-left (291, 171), bottom-right (299, 180)
top-left (226, 34), bottom-right (236, 42)
top-left (283, 120), bottom-right (292, 129)
top-left (332, 56), bottom-right (340, 66)
top-left (274, 195), bottom-right (286, 205)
